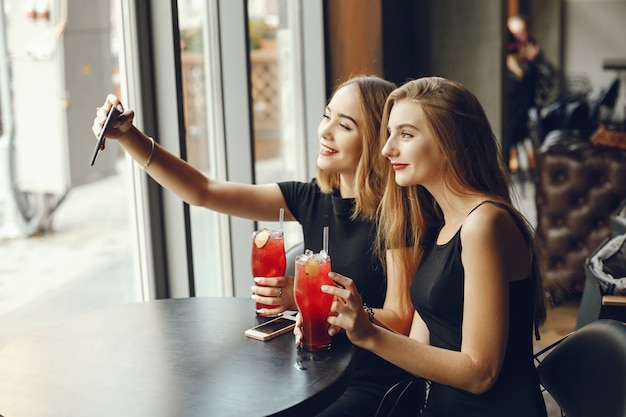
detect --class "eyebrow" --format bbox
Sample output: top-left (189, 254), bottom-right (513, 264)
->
top-left (326, 106), bottom-right (358, 126)
top-left (391, 123), bottom-right (417, 130)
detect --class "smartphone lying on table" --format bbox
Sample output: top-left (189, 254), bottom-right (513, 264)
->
top-left (244, 313), bottom-right (297, 341)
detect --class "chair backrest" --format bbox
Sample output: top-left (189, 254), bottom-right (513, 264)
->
top-left (285, 241), bottom-right (304, 277)
top-left (536, 319), bottom-right (626, 417)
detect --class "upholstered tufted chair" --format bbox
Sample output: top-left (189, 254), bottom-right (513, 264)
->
top-left (534, 130), bottom-right (626, 304)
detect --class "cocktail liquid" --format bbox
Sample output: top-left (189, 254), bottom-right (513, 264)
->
top-left (251, 229), bottom-right (286, 313)
top-left (294, 251), bottom-right (333, 352)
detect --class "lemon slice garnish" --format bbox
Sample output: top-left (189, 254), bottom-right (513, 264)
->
top-left (305, 258), bottom-right (320, 277)
top-left (254, 230), bottom-right (271, 248)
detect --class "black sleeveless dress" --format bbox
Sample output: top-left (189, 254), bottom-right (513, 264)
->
top-left (279, 179), bottom-right (418, 416)
top-left (410, 201), bottom-right (547, 417)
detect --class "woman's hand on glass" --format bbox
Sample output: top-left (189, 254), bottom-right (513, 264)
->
top-left (252, 275), bottom-right (295, 316)
top-left (322, 272), bottom-right (377, 346)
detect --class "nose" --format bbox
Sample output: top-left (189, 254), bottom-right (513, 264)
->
top-left (381, 136), bottom-right (396, 157)
top-left (318, 119), bottom-right (333, 141)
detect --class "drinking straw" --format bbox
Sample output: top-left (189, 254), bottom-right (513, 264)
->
top-left (322, 226), bottom-right (329, 254)
top-left (279, 208), bottom-right (284, 232)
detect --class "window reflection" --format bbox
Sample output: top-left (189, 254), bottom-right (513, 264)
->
top-left (177, 0), bottom-right (307, 295)
top-left (179, 1), bottom-right (210, 172)
top-left (177, 0), bottom-right (225, 296)
top-left (248, 0), bottom-right (304, 252)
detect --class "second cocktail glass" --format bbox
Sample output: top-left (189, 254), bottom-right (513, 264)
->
top-left (293, 249), bottom-right (334, 352)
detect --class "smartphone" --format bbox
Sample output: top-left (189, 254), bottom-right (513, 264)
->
top-left (244, 315), bottom-right (296, 341)
top-left (90, 106), bottom-right (122, 166)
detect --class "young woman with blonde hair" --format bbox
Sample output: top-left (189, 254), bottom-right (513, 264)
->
top-left (318, 77), bottom-right (548, 417)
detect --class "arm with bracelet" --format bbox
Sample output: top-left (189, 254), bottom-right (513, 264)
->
top-left (91, 94), bottom-right (290, 223)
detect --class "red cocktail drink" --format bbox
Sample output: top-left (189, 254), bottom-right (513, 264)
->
top-left (251, 229), bottom-right (286, 314)
top-left (294, 251), bottom-right (334, 352)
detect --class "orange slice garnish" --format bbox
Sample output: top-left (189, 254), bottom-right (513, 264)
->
top-left (305, 258), bottom-right (320, 277)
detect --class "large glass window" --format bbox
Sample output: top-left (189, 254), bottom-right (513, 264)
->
top-left (247, 0), bottom-right (306, 250)
top-left (177, 0), bottom-right (228, 297)
top-left (0, 0), bottom-right (139, 349)
top-left (0, 0), bottom-right (325, 342)
top-left (177, 0), bottom-right (311, 297)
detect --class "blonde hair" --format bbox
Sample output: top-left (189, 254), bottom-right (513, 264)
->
top-left (375, 76), bottom-right (547, 328)
top-left (316, 75), bottom-right (397, 220)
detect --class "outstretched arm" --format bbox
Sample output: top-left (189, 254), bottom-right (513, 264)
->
top-left (92, 94), bottom-right (294, 222)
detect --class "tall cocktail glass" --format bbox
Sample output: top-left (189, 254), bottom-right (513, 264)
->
top-left (251, 228), bottom-right (286, 315)
top-left (293, 250), bottom-right (334, 352)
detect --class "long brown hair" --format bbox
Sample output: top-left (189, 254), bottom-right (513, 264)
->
top-left (375, 76), bottom-right (547, 328)
top-left (316, 75), bottom-right (397, 220)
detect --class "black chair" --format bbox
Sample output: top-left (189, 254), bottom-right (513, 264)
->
top-left (534, 319), bottom-right (626, 417)
top-left (285, 241), bottom-right (304, 277)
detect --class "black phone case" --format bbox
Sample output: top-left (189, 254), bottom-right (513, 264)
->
top-left (90, 106), bottom-right (122, 166)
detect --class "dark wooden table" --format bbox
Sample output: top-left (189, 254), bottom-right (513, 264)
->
top-left (0, 297), bottom-right (354, 417)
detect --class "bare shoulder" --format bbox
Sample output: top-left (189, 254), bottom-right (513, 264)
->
top-left (461, 202), bottom-right (525, 246)
top-left (461, 202), bottom-right (531, 275)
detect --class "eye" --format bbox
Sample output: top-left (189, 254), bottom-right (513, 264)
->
top-left (339, 122), bottom-right (352, 131)
top-left (401, 131), bottom-right (413, 138)
top-left (322, 113), bottom-right (330, 120)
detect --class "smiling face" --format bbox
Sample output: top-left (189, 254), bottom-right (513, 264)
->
top-left (382, 99), bottom-right (444, 188)
top-left (316, 84), bottom-right (363, 177)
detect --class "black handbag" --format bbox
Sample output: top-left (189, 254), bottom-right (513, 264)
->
top-left (374, 378), bottom-right (429, 417)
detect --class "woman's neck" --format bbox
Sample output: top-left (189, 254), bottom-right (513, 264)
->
top-left (339, 174), bottom-right (356, 198)
top-left (431, 186), bottom-right (486, 226)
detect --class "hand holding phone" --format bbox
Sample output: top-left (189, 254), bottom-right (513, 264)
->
top-left (244, 314), bottom-right (297, 341)
top-left (90, 106), bottom-right (122, 166)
